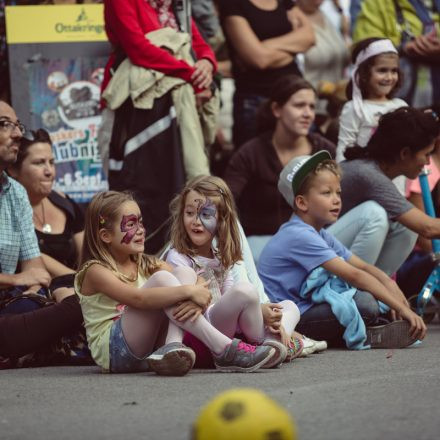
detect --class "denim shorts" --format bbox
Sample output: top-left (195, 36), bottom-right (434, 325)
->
top-left (109, 317), bottom-right (150, 373)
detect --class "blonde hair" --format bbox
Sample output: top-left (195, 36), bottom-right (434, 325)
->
top-left (169, 176), bottom-right (242, 270)
top-left (80, 191), bottom-right (161, 281)
top-left (294, 160), bottom-right (341, 209)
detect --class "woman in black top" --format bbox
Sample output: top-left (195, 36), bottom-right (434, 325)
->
top-left (218, 0), bottom-right (315, 147)
top-left (8, 129), bottom-right (84, 287)
top-left (224, 75), bottom-right (335, 263)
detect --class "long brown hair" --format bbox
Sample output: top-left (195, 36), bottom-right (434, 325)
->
top-left (169, 176), bottom-right (242, 270)
top-left (80, 191), bottom-right (161, 280)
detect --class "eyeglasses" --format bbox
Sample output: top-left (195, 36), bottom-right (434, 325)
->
top-left (0, 119), bottom-right (26, 134)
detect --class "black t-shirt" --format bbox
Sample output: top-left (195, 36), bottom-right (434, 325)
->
top-left (219, 0), bottom-right (302, 96)
top-left (35, 191), bottom-right (84, 270)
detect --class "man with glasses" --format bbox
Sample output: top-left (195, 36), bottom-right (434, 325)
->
top-left (0, 101), bottom-right (84, 368)
top-left (0, 100), bottom-right (50, 292)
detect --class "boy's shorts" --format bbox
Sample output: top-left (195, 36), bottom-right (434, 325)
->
top-left (109, 317), bottom-right (150, 373)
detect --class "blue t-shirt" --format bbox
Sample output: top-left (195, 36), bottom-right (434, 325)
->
top-left (258, 216), bottom-right (352, 314)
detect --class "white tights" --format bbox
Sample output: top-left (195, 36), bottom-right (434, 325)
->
top-left (208, 282), bottom-right (300, 344)
top-left (121, 267), bottom-right (231, 357)
top-left (121, 268), bottom-right (300, 358)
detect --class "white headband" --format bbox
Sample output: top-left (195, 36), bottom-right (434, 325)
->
top-left (351, 39), bottom-right (398, 119)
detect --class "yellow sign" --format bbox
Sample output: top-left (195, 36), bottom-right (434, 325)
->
top-left (6, 5), bottom-right (107, 44)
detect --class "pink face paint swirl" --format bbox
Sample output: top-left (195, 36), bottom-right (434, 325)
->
top-left (120, 214), bottom-right (143, 244)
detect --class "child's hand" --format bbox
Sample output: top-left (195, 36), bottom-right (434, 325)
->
top-left (399, 307), bottom-right (427, 340)
top-left (187, 281), bottom-right (212, 309)
top-left (278, 325), bottom-right (290, 347)
top-left (173, 300), bottom-right (203, 323)
top-left (196, 276), bottom-right (207, 285)
top-left (261, 303), bottom-right (283, 328)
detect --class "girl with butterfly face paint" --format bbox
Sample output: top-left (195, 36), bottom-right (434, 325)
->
top-left (168, 176), bottom-right (302, 369)
top-left (75, 191), bottom-right (274, 376)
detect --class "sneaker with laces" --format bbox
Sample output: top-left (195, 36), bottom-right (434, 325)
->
top-left (147, 342), bottom-right (195, 376)
top-left (304, 336), bottom-right (327, 353)
top-left (299, 336), bottom-right (327, 357)
top-left (213, 338), bottom-right (275, 372)
top-left (366, 320), bottom-right (417, 349)
top-left (261, 339), bottom-right (288, 369)
top-left (284, 337), bottom-right (304, 362)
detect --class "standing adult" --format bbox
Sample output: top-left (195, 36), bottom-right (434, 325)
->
top-left (224, 75), bottom-right (335, 263)
top-left (296, 0), bottom-right (349, 93)
top-left (218, 0), bottom-right (315, 148)
top-left (0, 101), bottom-right (83, 366)
top-left (101, 0), bottom-right (218, 253)
top-left (353, 0), bottom-right (440, 107)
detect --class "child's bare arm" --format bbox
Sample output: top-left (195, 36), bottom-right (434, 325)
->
top-left (82, 264), bottom-right (211, 310)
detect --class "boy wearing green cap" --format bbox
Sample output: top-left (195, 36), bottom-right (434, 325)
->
top-left (258, 151), bottom-right (426, 348)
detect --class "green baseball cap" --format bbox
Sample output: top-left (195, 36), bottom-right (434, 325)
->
top-left (278, 150), bottom-right (332, 207)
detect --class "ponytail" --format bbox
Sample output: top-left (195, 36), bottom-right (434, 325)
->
top-left (344, 145), bottom-right (369, 161)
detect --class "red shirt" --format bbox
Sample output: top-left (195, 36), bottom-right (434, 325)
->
top-left (102, 0), bottom-right (217, 96)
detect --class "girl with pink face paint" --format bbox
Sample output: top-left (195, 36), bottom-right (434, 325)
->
top-left (75, 191), bottom-right (275, 376)
top-left (167, 175), bottom-right (302, 368)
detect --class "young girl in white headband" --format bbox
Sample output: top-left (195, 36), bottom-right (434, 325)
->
top-left (336, 38), bottom-right (407, 163)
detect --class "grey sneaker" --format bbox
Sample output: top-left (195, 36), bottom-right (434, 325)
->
top-left (261, 339), bottom-right (288, 369)
top-left (213, 338), bottom-right (275, 372)
top-left (366, 320), bottom-right (417, 349)
top-left (147, 342), bottom-right (195, 376)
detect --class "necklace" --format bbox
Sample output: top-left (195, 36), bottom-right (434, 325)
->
top-left (33, 200), bottom-right (52, 234)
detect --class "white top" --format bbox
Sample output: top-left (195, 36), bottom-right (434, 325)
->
top-left (166, 248), bottom-right (234, 304)
top-left (336, 98), bottom-right (408, 163)
top-left (303, 15), bottom-right (348, 89)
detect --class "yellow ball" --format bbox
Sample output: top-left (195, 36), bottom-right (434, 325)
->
top-left (192, 388), bottom-right (297, 440)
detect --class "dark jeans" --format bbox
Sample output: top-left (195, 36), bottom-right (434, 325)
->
top-left (297, 291), bottom-right (380, 347)
top-left (0, 295), bottom-right (83, 359)
top-left (232, 91), bottom-right (267, 148)
top-left (397, 250), bottom-right (435, 299)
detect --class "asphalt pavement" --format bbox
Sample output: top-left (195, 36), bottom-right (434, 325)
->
top-left (1, 325), bottom-right (440, 440)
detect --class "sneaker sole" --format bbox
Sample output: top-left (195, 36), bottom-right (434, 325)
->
top-left (261, 341), bottom-right (288, 369)
top-left (215, 347), bottom-right (275, 373)
top-left (148, 348), bottom-right (195, 376)
top-left (366, 320), bottom-right (417, 349)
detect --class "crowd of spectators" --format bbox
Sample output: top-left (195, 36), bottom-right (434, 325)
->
top-left (1, 0), bottom-right (439, 368)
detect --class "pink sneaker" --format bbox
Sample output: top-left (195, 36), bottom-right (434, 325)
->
top-left (213, 338), bottom-right (275, 373)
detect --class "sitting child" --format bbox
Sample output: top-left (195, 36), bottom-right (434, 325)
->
top-left (75, 191), bottom-right (275, 375)
top-left (166, 175), bottom-right (302, 367)
top-left (258, 151), bottom-right (426, 349)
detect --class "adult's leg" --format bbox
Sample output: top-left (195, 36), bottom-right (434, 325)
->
top-left (296, 291), bottom-right (380, 346)
top-left (208, 281), bottom-right (265, 344)
top-left (374, 221), bottom-right (417, 275)
top-left (0, 295), bottom-right (83, 359)
top-left (246, 235), bottom-right (273, 266)
top-left (328, 201), bottom-right (388, 264)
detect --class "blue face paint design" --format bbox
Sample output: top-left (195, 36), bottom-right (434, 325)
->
top-left (197, 198), bottom-right (217, 234)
